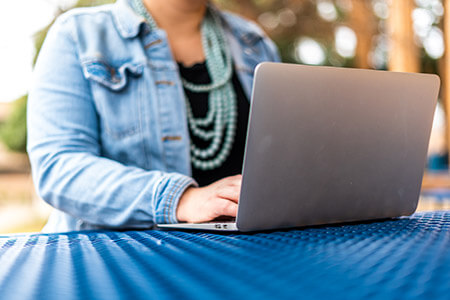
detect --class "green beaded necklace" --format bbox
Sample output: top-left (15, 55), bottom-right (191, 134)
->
top-left (132, 0), bottom-right (237, 171)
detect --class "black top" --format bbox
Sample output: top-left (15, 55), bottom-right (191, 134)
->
top-left (178, 62), bottom-right (250, 187)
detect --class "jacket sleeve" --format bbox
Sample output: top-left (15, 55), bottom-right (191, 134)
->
top-left (27, 16), bottom-right (196, 229)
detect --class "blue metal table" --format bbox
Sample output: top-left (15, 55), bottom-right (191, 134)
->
top-left (0, 211), bottom-right (449, 300)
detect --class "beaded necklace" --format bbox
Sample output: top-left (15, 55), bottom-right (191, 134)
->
top-left (132, 0), bottom-right (237, 171)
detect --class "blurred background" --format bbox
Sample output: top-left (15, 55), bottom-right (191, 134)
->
top-left (1, 0), bottom-right (450, 234)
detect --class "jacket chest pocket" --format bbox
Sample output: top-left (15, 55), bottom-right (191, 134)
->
top-left (82, 59), bottom-right (145, 139)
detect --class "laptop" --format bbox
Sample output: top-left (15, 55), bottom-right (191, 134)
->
top-left (158, 62), bottom-right (440, 232)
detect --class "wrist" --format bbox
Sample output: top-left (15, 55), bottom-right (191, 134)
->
top-left (176, 186), bottom-right (196, 222)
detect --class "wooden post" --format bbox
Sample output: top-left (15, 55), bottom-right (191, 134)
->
top-left (443, 0), bottom-right (450, 164)
top-left (387, 0), bottom-right (419, 72)
top-left (350, 0), bottom-right (376, 69)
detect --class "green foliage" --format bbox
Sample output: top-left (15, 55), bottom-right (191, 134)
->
top-left (0, 95), bottom-right (28, 152)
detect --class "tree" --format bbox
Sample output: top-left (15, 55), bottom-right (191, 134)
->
top-left (386, 0), bottom-right (419, 72)
top-left (350, 0), bottom-right (377, 69)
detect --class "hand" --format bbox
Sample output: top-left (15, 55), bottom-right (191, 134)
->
top-left (176, 175), bottom-right (242, 223)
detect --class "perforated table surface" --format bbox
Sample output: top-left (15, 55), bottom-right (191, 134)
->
top-left (0, 211), bottom-right (449, 300)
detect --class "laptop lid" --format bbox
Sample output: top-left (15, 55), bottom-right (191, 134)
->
top-left (236, 63), bottom-right (440, 232)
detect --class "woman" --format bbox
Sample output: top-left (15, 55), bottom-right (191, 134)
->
top-left (27, 0), bottom-right (280, 232)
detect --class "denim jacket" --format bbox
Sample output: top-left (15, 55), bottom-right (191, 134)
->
top-left (27, 0), bottom-right (280, 232)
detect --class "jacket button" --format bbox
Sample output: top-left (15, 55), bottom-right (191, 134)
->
top-left (155, 80), bottom-right (175, 86)
top-left (145, 39), bottom-right (163, 49)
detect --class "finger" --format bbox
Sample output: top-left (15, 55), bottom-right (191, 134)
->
top-left (216, 175), bottom-right (238, 187)
top-left (211, 198), bottom-right (238, 218)
top-left (230, 174), bottom-right (242, 186)
top-left (217, 175), bottom-right (242, 189)
top-left (217, 185), bottom-right (241, 203)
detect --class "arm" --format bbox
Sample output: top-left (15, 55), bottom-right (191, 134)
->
top-left (27, 15), bottom-right (195, 229)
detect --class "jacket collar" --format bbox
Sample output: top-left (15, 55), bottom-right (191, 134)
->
top-left (112, 0), bottom-right (263, 46)
top-left (111, 0), bottom-right (147, 39)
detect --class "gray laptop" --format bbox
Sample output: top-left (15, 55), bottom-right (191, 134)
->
top-left (158, 62), bottom-right (440, 232)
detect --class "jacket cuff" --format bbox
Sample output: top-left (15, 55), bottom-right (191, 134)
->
top-left (153, 173), bottom-right (198, 224)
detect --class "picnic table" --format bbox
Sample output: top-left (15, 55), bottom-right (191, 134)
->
top-left (0, 210), bottom-right (449, 300)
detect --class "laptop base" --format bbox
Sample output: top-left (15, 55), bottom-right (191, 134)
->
top-left (157, 222), bottom-right (238, 231)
